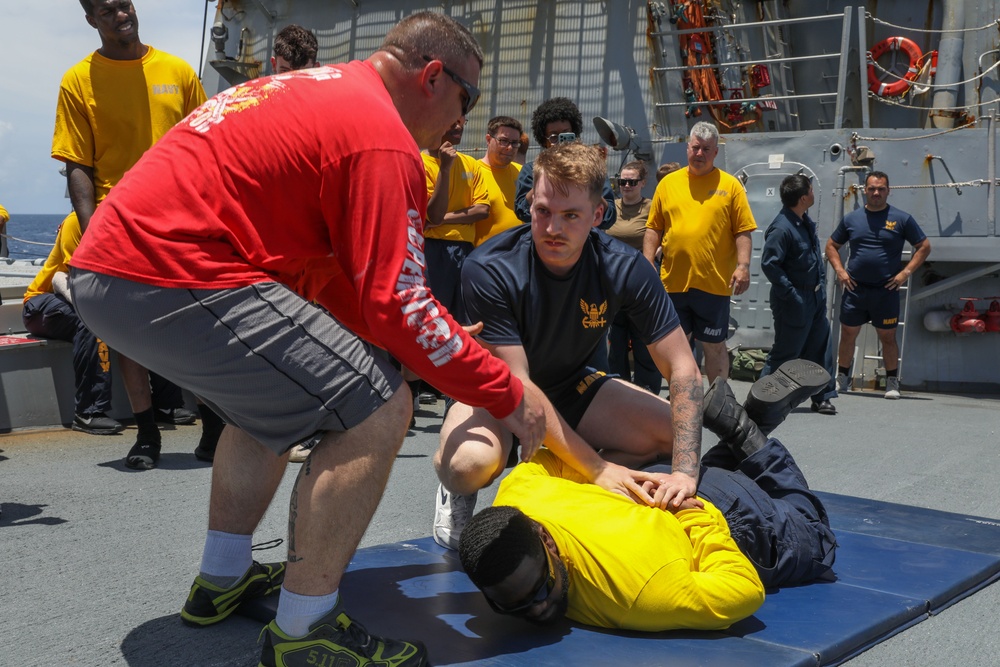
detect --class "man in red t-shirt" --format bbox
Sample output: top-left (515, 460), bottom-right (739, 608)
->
top-left (67, 12), bottom-right (602, 667)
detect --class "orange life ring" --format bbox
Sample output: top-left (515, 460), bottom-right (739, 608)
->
top-left (867, 36), bottom-right (923, 97)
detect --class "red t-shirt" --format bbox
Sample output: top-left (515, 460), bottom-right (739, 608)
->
top-left (72, 61), bottom-right (522, 418)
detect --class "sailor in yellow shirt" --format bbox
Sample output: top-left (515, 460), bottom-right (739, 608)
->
top-left (460, 365), bottom-right (837, 632)
top-left (0, 203), bottom-right (9, 257)
top-left (474, 115), bottom-right (524, 246)
top-left (422, 116), bottom-right (490, 323)
top-left (643, 121), bottom-right (757, 384)
top-left (49, 0), bottom-right (213, 470)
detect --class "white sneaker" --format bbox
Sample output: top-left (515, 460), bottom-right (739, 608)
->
top-left (884, 376), bottom-right (901, 400)
top-left (836, 372), bottom-right (850, 393)
top-left (433, 483), bottom-right (478, 550)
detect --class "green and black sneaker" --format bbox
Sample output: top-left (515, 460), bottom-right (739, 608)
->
top-left (258, 601), bottom-right (427, 667)
top-left (181, 560), bottom-right (285, 627)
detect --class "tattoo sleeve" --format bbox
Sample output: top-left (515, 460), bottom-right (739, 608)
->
top-left (668, 374), bottom-right (703, 480)
top-left (287, 487), bottom-right (303, 562)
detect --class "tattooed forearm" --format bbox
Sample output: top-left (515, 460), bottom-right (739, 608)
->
top-left (669, 374), bottom-right (703, 480)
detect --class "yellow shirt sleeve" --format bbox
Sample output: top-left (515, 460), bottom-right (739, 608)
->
top-left (24, 213), bottom-right (83, 302)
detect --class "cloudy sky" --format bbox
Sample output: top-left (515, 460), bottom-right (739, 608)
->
top-left (0, 2), bottom-right (210, 214)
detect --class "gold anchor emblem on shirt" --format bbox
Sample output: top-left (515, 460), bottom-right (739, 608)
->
top-left (580, 300), bottom-right (608, 329)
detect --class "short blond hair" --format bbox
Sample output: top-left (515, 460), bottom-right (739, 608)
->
top-left (533, 142), bottom-right (607, 206)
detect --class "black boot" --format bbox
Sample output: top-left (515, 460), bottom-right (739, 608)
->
top-left (743, 359), bottom-right (832, 435)
top-left (194, 404), bottom-right (226, 462)
top-left (702, 378), bottom-right (767, 462)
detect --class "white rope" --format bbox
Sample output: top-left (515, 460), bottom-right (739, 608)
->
top-left (868, 55), bottom-right (1000, 89)
top-left (879, 180), bottom-right (989, 190)
top-left (868, 13), bottom-right (1000, 34)
top-left (852, 119), bottom-right (980, 142)
top-left (0, 233), bottom-right (55, 247)
top-left (844, 180), bottom-right (995, 194)
top-left (864, 94), bottom-right (996, 116)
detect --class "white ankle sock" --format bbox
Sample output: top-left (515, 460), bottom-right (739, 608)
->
top-left (275, 587), bottom-right (340, 638)
top-left (198, 530), bottom-right (252, 588)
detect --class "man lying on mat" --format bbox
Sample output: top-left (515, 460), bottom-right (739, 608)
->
top-left (459, 361), bottom-right (838, 631)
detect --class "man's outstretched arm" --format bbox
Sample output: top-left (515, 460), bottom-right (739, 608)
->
top-left (493, 344), bottom-right (657, 503)
top-left (647, 325), bottom-right (703, 506)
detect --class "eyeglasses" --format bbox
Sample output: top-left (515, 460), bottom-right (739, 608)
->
top-left (485, 547), bottom-right (554, 616)
top-left (618, 178), bottom-right (641, 187)
top-left (491, 136), bottom-right (522, 149)
top-left (422, 55), bottom-right (481, 117)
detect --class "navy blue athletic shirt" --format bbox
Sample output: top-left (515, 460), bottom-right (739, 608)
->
top-left (830, 205), bottom-right (926, 285)
top-left (462, 225), bottom-right (680, 397)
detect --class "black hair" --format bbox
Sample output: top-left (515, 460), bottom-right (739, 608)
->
top-left (780, 174), bottom-right (812, 208)
top-left (866, 170), bottom-right (890, 187)
top-left (459, 506), bottom-right (543, 589)
top-left (530, 97), bottom-right (583, 147)
top-left (487, 115), bottom-right (523, 136)
top-left (274, 24), bottom-right (319, 69)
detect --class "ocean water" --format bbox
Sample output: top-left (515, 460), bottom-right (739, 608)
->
top-left (1, 213), bottom-right (64, 261)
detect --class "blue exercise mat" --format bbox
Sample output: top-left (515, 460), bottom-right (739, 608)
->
top-left (240, 493), bottom-right (1000, 666)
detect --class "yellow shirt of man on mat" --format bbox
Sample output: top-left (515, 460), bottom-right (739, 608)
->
top-left (496, 450), bottom-right (764, 631)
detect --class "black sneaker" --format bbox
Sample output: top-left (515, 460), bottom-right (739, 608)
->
top-left (811, 400), bottom-right (837, 415)
top-left (125, 432), bottom-right (162, 470)
top-left (72, 412), bottom-right (125, 435)
top-left (155, 407), bottom-right (197, 425)
top-left (258, 600), bottom-right (427, 667)
top-left (181, 560), bottom-right (285, 627)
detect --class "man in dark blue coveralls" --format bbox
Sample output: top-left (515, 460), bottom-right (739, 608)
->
top-left (760, 175), bottom-right (837, 419)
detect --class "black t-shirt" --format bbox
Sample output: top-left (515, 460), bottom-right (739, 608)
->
top-left (462, 225), bottom-right (680, 396)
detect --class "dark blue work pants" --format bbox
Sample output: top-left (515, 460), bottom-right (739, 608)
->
top-left (761, 287), bottom-right (837, 402)
top-left (23, 293), bottom-right (112, 416)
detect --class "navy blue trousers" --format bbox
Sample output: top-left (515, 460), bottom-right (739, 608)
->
top-left (646, 439), bottom-right (837, 588)
top-left (762, 287), bottom-right (837, 403)
top-left (23, 293), bottom-right (112, 416)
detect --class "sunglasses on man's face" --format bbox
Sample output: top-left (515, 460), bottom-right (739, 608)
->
top-left (619, 178), bottom-right (641, 187)
top-left (485, 548), bottom-right (554, 616)
top-left (422, 55), bottom-right (481, 117)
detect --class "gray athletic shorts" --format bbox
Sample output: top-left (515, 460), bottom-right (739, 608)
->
top-left (70, 270), bottom-right (401, 454)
